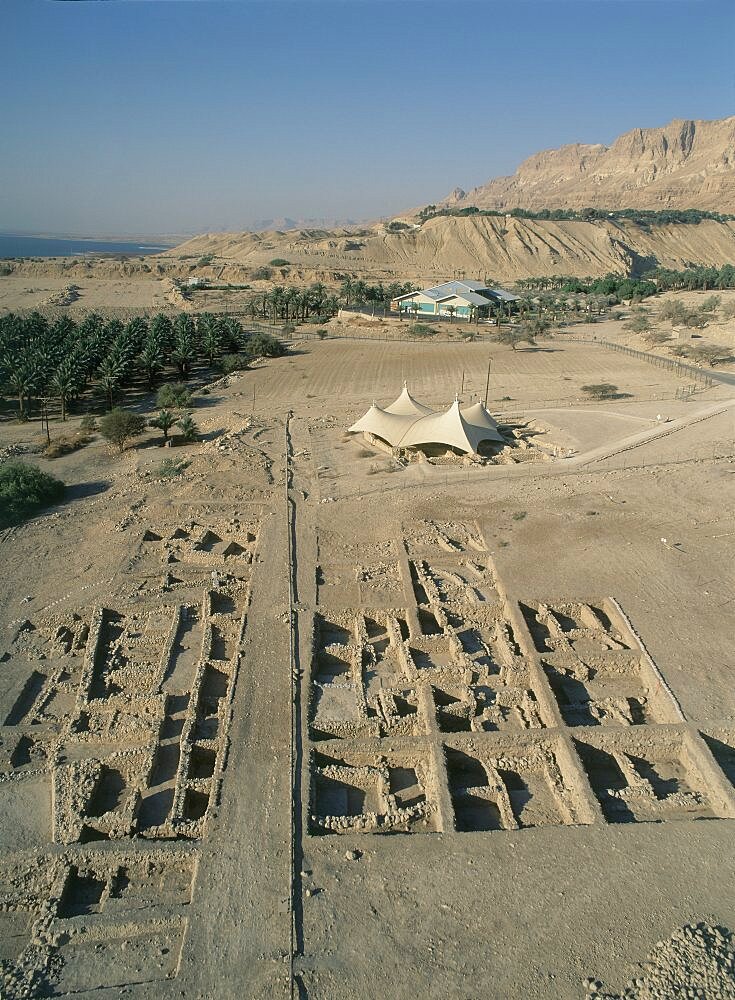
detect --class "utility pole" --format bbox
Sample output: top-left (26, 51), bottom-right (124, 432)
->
top-left (39, 397), bottom-right (51, 445)
top-left (460, 370), bottom-right (465, 396)
top-left (484, 358), bottom-right (492, 409)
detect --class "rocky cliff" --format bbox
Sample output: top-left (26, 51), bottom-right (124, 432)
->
top-left (445, 116), bottom-right (735, 213)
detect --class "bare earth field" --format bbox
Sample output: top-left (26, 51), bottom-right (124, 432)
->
top-left (0, 336), bottom-right (734, 999)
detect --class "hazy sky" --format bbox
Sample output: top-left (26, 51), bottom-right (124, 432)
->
top-left (2, 0), bottom-right (734, 236)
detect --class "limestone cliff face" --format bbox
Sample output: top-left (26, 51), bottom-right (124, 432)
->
top-left (447, 117), bottom-right (735, 213)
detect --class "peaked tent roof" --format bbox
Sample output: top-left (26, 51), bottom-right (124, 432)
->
top-left (460, 402), bottom-right (505, 443)
top-left (400, 400), bottom-right (503, 454)
top-left (347, 403), bottom-right (419, 446)
top-left (384, 383), bottom-right (434, 416)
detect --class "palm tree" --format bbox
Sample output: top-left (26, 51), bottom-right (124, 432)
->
top-left (283, 287), bottom-right (297, 323)
top-left (446, 305), bottom-right (456, 324)
top-left (1, 354), bottom-right (35, 418)
top-left (150, 408), bottom-right (176, 443)
top-left (49, 360), bottom-right (78, 421)
top-left (97, 354), bottom-right (124, 410)
top-left (138, 339), bottom-right (164, 389)
top-left (177, 411), bottom-right (198, 442)
top-left (171, 338), bottom-right (195, 378)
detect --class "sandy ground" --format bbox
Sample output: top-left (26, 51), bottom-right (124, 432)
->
top-left (0, 337), bottom-right (734, 999)
top-left (0, 272), bottom-right (171, 313)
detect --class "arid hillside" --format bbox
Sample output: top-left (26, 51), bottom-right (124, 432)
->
top-left (444, 116), bottom-right (735, 213)
top-left (167, 214), bottom-right (735, 282)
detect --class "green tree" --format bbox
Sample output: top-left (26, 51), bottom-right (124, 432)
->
top-left (157, 382), bottom-right (193, 409)
top-left (581, 383), bottom-right (618, 400)
top-left (99, 408), bottom-right (147, 452)
top-left (245, 332), bottom-right (285, 360)
top-left (150, 408), bottom-right (177, 443)
top-left (96, 355), bottom-right (124, 411)
top-left (177, 411), bottom-right (198, 442)
top-left (138, 339), bottom-right (164, 389)
top-left (220, 353), bottom-right (249, 374)
top-left (528, 316), bottom-right (552, 338)
top-left (198, 314), bottom-right (222, 365)
top-left (340, 277), bottom-right (354, 305)
top-left (496, 327), bottom-right (534, 350)
top-left (49, 360), bottom-right (78, 422)
top-left (0, 461), bottom-right (65, 529)
top-left (1, 354), bottom-right (36, 418)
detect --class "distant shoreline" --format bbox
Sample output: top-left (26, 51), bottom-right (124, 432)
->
top-left (0, 234), bottom-right (178, 259)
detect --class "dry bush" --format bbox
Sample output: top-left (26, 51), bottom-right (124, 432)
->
top-left (43, 431), bottom-right (93, 459)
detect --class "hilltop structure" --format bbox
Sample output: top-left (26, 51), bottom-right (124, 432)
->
top-left (349, 384), bottom-right (505, 456)
top-left (391, 281), bottom-right (518, 321)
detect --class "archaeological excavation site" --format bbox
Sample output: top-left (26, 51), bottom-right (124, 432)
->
top-left (0, 334), bottom-right (734, 999)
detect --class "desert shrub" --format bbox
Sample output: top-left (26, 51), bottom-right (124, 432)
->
top-left (157, 382), bottom-right (193, 409)
top-left (699, 294), bottom-right (721, 314)
top-left (409, 323), bottom-right (436, 338)
top-left (0, 461), bottom-right (65, 528)
top-left (683, 310), bottom-right (709, 329)
top-left (611, 310), bottom-right (625, 321)
top-left (315, 329), bottom-right (328, 340)
top-left (689, 343), bottom-right (731, 366)
top-left (282, 323), bottom-right (296, 335)
top-left (269, 258), bottom-right (289, 266)
top-left (660, 300), bottom-right (688, 324)
top-left (43, 431), bottom-right (92, 459)
top-left (625, 313), bottom-right (652, 334)
top-left (721, 301), bottom-right (735, 320)
top-left (197, 254), bottom-right (214, 266)
top-left (79, 414), bottom-right (98, 431)
top-left (220, 353), bottom-right (249, 375)
top-left (99, 408), bottom-right (147, 452)
top-left (156, 458), bottom-right (190, 479)
top-left (512, 511), bottom-right (527, 521)
top-left (0, 265), bottom-right (12, 277)
top-left (251, 266), bottom-right (273, 281)
top-left (643, 331), bottom-right (671, 346)
top-left (581, 383), bottom-right (618, 400)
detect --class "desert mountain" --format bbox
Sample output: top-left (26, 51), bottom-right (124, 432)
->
top-left (167, 116), bottom-right (735, 282)
top-left (443, 116), bottom-right (735, 213)
top-left (167, 214), bottom-right (735, 283)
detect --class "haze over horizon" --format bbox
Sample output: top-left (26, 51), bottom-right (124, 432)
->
top-left (2, 0), bottom-right (734, 237)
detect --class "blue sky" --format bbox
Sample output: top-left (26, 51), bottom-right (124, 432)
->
top-left (1, 0), bottom-right (733, 235)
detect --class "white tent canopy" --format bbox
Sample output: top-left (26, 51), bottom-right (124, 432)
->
top-left (384, 383), bottom-right (434, 417)
top-left (349, 388), bottom-right (506, 455)
top-left (460, 402), bottom-right (505, 444)
top-left (347, 403), bottom-right (419, 445)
